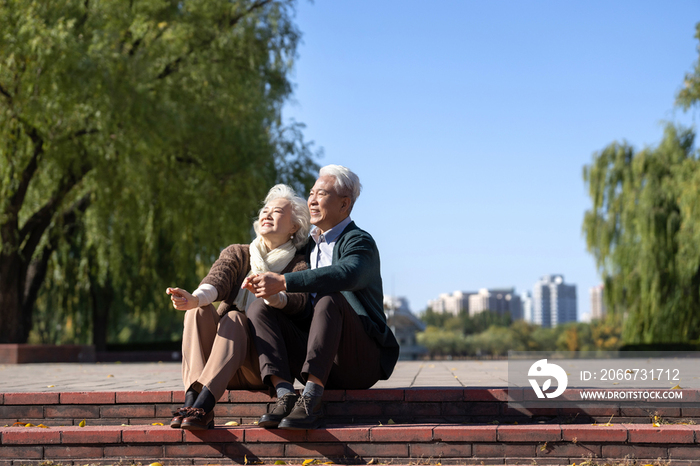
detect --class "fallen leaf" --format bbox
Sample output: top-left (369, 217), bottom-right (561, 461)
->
top-left (274, 462), bottom-right (287, 465)
top-left (149, 463), bottom-right (163, 466)
top-left (37, 424), bottom-right (48, 428)
top-left (652, 422), bottom-right (660, 427)
top-left (47, 385), bottom-right (55, 388)
top-left (78, 419), bottom-right (86, 427)
top-left (12, 422), bottom-right (24, 427)
top-left (672, 384), bottom-right (682, 389)
top-left (225, 421), bottom-right (239, 426)
top-left (107, 374), bottom-right (114, 378)
top-left (24, 423), bottom-right (35, 427)
top-left (387, 419), bottom-right (395, 425)
top-left (151, 422), bottom-right (164, 426)
top-left (302, 460), bottom-right (315, 466)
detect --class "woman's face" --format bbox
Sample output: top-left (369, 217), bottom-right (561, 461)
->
top-left (259, 198), bottom-right (298, 249)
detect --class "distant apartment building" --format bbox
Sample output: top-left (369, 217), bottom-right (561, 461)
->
top-left (590, 284), bottom-right (606, 320)
top-left (468, 288), bottom-right (522, 319)
top-left (521, 291), bottom-right (533, 322)
top-left (532, 274), bottom-right (577, 327)
top-left (427, 291), bottom-right (474, 315)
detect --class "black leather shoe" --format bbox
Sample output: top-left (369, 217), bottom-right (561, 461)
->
top-left (170, 407), bottom-right (193, 429)
top-left (258, 393), bottom-right (298, 428)
top-left (278, 394), bottom-right (323, 430)
top-left (181, 407), bottom-right (215, 430)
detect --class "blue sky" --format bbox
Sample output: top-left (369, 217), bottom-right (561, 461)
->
top-left (282, 0), bottom-right (700, 318)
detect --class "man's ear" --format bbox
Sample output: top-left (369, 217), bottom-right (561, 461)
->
top-left (341, 197), bottom-right (350, 213)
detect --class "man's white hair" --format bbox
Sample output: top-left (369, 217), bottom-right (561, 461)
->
top-left (253, 184), bottom-right (311, 249)
top-left (319, 164), bottom-right (362, 212)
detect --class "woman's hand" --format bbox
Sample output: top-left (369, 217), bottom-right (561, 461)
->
top-left (166, 287), bottom-right (199, 311)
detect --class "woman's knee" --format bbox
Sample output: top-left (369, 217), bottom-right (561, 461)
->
top-left (245, 298), bottom-right (275, 323)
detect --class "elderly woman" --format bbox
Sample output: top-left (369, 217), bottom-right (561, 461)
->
top-left (165, 184), bottom-right (310, 430)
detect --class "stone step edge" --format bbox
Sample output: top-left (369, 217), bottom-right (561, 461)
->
top-left (2, 388), bottom-right (698, 405)
top-left (2, 423), bottom-right (700, 445)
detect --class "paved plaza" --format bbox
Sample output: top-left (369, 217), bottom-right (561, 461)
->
top-left (0, 360), bottom-right (509, 392)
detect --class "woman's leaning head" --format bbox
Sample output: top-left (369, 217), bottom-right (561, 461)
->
top-left (254, 184), bottom-right (311, 250)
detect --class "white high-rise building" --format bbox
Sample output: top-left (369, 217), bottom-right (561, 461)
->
top-left (468, 288), bottom-right (522, 319)
top-left (532, 274), bottom-right (577, 327)
top-left (427, 291), bottom-right (475, 315)
top-left (590, 284), bottom-right (606, 320)
top-left (521, 291), bottom-right (533, 323)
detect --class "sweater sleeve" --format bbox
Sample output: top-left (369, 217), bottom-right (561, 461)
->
top-left (199, 245), bottom-right (247, 303)
top-left (284, 232), bottom-right (375, 294)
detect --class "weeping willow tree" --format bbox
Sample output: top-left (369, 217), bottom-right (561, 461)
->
top-left (0, 0), bottom-right (318, 347)
top-left (583, 125), bottom-right (700, 343)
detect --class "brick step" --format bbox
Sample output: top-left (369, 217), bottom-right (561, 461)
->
top-left (2, 388), bottom-right (699, 427)
top-left (1, 423), bottom-right (700, 465)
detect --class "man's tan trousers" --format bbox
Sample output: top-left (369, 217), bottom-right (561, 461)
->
top-left (181, 304), bottom-right (266, 401)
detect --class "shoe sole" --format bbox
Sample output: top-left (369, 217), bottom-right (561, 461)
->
top-left (170, 420), bottom-right (182, 429)
top-left (278, 419), bottom-right (323, 430)
top-left (181, 420), bottom-right (214, 430)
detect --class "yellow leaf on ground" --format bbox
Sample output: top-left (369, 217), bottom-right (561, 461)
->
top-left (672, 384), bottom-right (682, 389)
top-left (225, 421), bottom-right (239, 426)
top-left (24, 423), bottom-right (35, 427)
top-left (653, 422), bottom-right (660, 427)
top-left (37, 424), bottom-right (48, 428)
top-left (149, 463), bottom-right (163, 466)
top-left (12, 422), bottom-right (25, 427)
top-left (151, 422), bottom-right (164, 426)
top-left (47, 385), bottom-right (55, 388)
top-left (78, 419), bottom-right (86, 427)
top-left (274, 461), bottom-right (286, 465)
top-left (387, 419), bottom-right (395, 424)
top-left (302, 460), bottom-right (315, 466)
top-left (107, 374), bottom-right (114, 378)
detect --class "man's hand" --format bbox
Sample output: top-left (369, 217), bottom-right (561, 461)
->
top-left (241, 272), bottom-right (286, 298)
top-left (166, 287), bottom-right (199, 311)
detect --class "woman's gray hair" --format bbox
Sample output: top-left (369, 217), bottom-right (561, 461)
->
top-left (253, 184), bottom-right (311, 249)
top-left (319, 164), bottom-right (362, 212)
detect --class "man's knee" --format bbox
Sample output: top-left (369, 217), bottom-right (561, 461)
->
top-left (314, 292), bottom-right (348, 315)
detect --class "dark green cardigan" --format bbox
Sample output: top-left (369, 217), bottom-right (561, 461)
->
top-left (284, 221), bottom-right (400, 380)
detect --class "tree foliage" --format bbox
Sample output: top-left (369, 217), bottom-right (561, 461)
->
top-left (416, 316), bottom-right (621, 358)
top-left (582, 125), bottom-right (700, 343)
top-left (0, 0), bottom-right (318, 345)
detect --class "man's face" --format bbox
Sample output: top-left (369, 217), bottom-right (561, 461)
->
top-left (308, 175), bottom-right (350, 232)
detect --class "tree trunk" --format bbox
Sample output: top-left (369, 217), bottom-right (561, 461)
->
top-left (0, 252), bottom-right (28, 343)
top-left (90, 275), bottom-right (112, 352)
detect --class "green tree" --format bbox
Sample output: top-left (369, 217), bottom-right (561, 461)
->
top-left (582, 125), bottom-right (699, 343)
top-left (0, 0), bottom-right (317, 345)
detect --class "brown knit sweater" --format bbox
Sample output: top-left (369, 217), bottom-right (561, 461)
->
top-left (200, 244), bottom-right (308, 317)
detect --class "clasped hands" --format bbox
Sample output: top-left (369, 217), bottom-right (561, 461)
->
top-left (241, 272), bottom-right (286, 298)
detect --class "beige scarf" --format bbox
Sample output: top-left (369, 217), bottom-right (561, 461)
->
top-left (233, 236), bottom-right (296, 312)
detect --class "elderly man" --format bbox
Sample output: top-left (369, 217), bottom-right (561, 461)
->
top-left (244, 165), bottom-right (400, 430)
